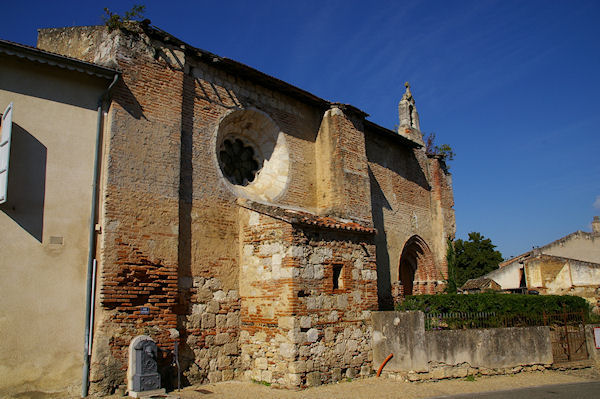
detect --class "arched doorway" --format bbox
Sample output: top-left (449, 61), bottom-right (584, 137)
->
top-left (397, 235), bottom-right (438, 297)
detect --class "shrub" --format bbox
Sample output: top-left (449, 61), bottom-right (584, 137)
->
top-left (396, 293), bottom-right (589, 317)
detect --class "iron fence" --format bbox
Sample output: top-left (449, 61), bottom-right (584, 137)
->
top-left (423, 310), bottom-right (586, 331)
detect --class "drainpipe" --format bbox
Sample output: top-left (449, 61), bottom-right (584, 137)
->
top-left (82, 73), bottom-right (119, 398)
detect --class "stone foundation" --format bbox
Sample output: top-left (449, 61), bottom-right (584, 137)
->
top-left (182, 277), bottom-right (241, 384)
top-left (385, 362), bottom-right (552, 382)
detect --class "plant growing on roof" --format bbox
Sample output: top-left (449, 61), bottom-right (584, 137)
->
top-left (425, 133), bottom-right (455, 162)
top-left (103, 4), bottom-right (146, 32)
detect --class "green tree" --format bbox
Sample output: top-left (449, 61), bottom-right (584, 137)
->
top-left (445, 237), bottom-right (458, 293)
top-left (454, 232), bottom-right (503, 287)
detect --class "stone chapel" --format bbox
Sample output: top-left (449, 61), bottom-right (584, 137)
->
top-left (3, 21), bottom-right (454, 394)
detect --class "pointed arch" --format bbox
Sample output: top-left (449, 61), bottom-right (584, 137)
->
top-left (397, 235), bottom-right (441, 297)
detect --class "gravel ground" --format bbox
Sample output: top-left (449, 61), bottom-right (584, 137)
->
top-left (162, 368), bottom-right (600, 399)
top-left (7, 368), bottom-right (599, 399)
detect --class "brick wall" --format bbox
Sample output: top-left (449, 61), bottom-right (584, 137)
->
top-left (36, 23), bottom-right (455, 393)
top-left (239, 205), bottom-right (377, 387)
top-left (365, 127), bottom-right (454, 308)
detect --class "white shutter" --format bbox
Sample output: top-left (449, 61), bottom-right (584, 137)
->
top-left (0, 102), bottom-right (13, 204)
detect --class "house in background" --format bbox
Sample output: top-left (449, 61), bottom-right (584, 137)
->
top-left (0, 39), bottom-right (118, 396)
top-left (486, 216), bottom-right (600, 311)
top-left (459, 277), bottom-right (501, 294)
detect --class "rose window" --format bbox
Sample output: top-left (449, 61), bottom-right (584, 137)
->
top-left (218, 138), bottom-right (260, 186)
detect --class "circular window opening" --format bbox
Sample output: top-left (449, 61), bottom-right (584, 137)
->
top-left (214, 108), bottom-right (289, 202)
top-left (218, 138), bottom-right (260, 186)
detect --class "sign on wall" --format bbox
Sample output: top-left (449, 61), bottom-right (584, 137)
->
top-left (0, 102), bottom-right (13, 204)
top-left (595, 327), bottom-right (600, 349)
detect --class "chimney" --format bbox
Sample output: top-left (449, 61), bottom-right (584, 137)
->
top-left (593, 216), bottom-right (600, 234)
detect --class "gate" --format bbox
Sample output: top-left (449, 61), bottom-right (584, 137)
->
top-left (543, 309), bottom-right (588, 364)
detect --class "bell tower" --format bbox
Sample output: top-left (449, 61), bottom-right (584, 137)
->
top-left (398, 82), bottom-right (424, 145)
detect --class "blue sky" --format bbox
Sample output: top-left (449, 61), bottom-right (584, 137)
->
top-left (2, 1), bottom-right (599, 259)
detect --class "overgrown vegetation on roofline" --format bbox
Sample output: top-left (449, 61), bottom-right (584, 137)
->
top-left (102, 4), bottom-right (147, 32)
top-left (425, 133), bottom-right (455, 161)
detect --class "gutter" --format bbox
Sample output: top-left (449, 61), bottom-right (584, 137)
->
top-left (82, 73), bottom-right (119, 398)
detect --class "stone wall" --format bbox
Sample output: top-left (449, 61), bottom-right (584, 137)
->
top-left (372, 311), bottom-right (553, 381)
top-left (182, 277), bottom-right (241, 384)
top-left (35, 23), bottom-right (456, 393)
top-left (238, 203), bottom-right (377, 387)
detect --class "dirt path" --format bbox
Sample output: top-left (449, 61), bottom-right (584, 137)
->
top-left (169, 368), bottom-right (600, 399)
top-left (8, 368), bottom-right (599, 399)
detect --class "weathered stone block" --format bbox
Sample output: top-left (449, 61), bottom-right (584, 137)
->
top-left (213, 290), bottom-right (226, 302)
top-left (255, 357), bottom-right (268, 370)
top-left (261, 370), bottom-right (273, 384)
top-left (196, 288), bottom-right (213, 302)
top-left (331, 368), bottom-right (342, 382)
top-left (279, 343), bottom-right (296, 359)
top-left (306, 328), bottom-right (319, 342)
top-left (222, 342), bottom-right (238, 355)
top-left (216, 314), bottom-right (226, 328)
top-left (208, 371), bottom-right (222, 383)
top-left (288, 361), bottom-right (306, 374)
top-left (345, 368), bottom-right (356, 379)
top-left (278, 316), bottom-right (295, 330)
top-left (226, 312), bottom-right (239, 327)
top-left (324, 327), bottom-right (335, 342)
top-left (285, 373), bottom-right (301, 386)
top-left (206, 301), bottom-right (220, 314)
top-left (217, 356), bottom-right (231, 368)
top-left (222, 369), bottom-right (234, 381)
top-left (201, 313), bottom-right (216, 328)
top-left (215, 333), bottom-right (230, 345)
top-left (306, 371), bottom-right (321, 387)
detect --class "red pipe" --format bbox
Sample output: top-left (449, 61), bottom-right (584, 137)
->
top-left (376, 353), bottom-right (393, 377)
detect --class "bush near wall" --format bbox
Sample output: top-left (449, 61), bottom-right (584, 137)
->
top-left (397, 293), bottom-right (589, 317)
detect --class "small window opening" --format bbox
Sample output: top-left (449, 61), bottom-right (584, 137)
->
top-left (332, 264), bottom-right (343, 290)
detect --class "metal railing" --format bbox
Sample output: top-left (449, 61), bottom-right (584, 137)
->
top-left (424, 312), bottom-right (552, 330)
top-left (424, 308), bottom-right (587, 331)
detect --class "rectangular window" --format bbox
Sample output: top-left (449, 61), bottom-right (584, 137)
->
top-left (332, 264), bottom-right (343, 291)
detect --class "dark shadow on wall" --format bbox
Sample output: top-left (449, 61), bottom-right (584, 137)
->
top-left (365, 130), bottom-right (430, 192)
top-left (0, 123), bottom-right (46, 242)
top-left (368, 166), bottom-right (394, 310)
top-left (113, 80), bottom-right (146, 120)
top-left (175, 69), bottom-right (194, 388)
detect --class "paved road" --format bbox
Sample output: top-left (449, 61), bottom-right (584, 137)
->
top-left (429, 381), bottom-right (600, 399)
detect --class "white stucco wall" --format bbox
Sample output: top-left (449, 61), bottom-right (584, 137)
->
top-left (0, 55), bottom-right (110, 395)
top-left (542, 232), bottom-right (600, 263)
top-left (486, 261), bottom-right (522, 290)
top-left (570, 261), bottom-right (600, 286)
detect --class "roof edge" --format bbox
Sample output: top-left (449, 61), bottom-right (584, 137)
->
top-left (364, 120), bottom-right (422, 149)
top-left (0, 38), bottom-right (119, 80)
top-left (500, 230), bottom-right (596, 267)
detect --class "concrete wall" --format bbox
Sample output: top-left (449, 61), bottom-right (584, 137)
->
top-left (0, 55), bottom-right (110, 395)
top-left (372, 311), bottom-right (552, 376)
top-left (585, 324), bottom-right (600, 365)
